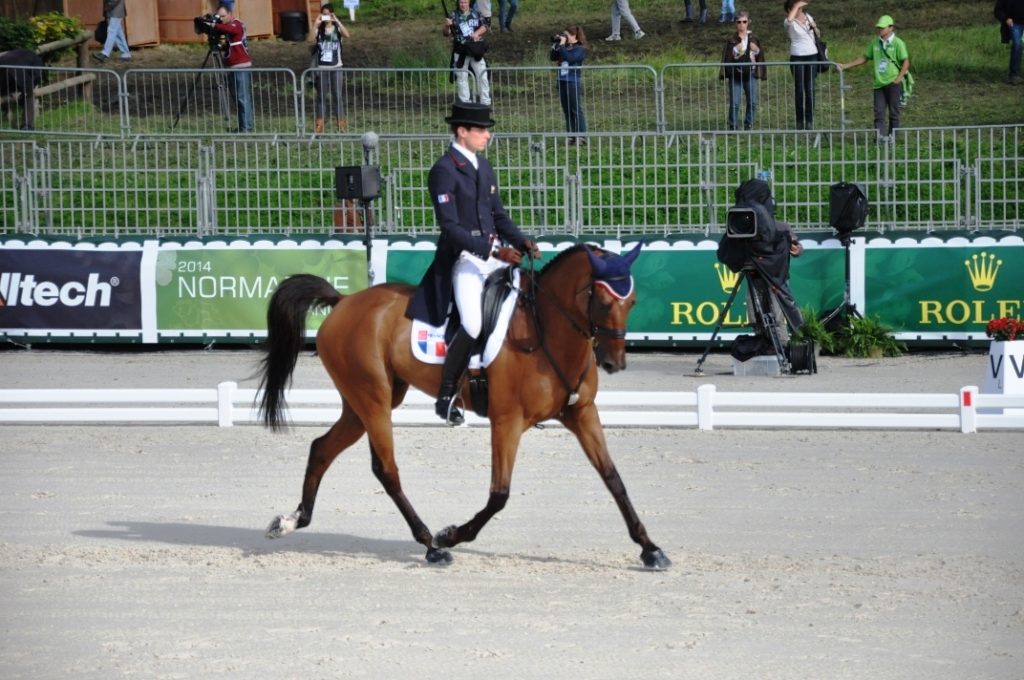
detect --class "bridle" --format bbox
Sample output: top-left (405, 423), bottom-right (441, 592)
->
top-left (519, 255), bottom-right (631, 406)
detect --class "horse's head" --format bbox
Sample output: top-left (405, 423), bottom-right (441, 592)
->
top-left (585, 242), bottom-right (642, 374)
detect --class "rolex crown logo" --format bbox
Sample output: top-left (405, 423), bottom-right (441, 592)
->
top-left (714, 262), bottom-right (741, 294)
top-left (964, 251), bottom-right (1002, 292)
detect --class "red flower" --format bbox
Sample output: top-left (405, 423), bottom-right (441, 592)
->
top-left (986, 317), bottom-right (1024, 341)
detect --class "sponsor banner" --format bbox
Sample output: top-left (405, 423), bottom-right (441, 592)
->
top-left (155, 246), bottom-right (367, 334)
top-left (866, 245), bottom-right (1023, 335)
top-left (629, 244), bottom-right (843, 336)
top-left (385, 248), bottom-right (435, 286)
top-left (0, 248), bottom-right (142, 330)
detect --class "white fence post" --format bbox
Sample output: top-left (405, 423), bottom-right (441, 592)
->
top-left (960, 385), bottom-right (978, 434)
top-left (697, 384), bottom-right (716, 431)
top-left (218, 381), bottom-right (236, 427)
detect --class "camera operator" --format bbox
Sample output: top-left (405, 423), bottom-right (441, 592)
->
top-left (207, 4), bottom-right (254, 133)
top-left (550, 26), bottom-right (589, 145)
top-left (717, 178), bottom-right (804, 337)
top-left (312, 3), bottom-right (350, 134)
top-left (444, 0), bottom-right (491, 105)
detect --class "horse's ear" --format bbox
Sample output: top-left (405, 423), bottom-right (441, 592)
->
top-left (585, 245), bottom-right (608, 277)
top-left (623, 241), bottom-right (643, 267)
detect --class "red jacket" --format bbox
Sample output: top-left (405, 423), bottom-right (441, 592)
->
top-left (212, 19), bottom-right (252, 68)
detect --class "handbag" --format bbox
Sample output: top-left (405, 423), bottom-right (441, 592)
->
top-left (814, 33), bottom-right (829, 73)
top-left (95, 19), bottom-right (108, 45)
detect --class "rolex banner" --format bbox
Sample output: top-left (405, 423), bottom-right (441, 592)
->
top-left (865, 244), bottom-right (1023, 338)
top-left (628, 244), bottom-right (843, 339)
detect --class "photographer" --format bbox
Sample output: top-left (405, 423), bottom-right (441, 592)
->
top-left (719, 11), bottom-right (766, 131)
top-left (312, 4), bottom-right (350, 134)
top-left (550, 26), bottom-right (589, 145)
top-left (445, 0), bottom-right (491, 105)
top-left (717, 178), bottom-right (804, 336)
top-left (207, 4), bottom-right (254, 133)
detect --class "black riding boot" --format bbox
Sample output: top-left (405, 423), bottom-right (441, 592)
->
top-left (435, 329), bottom-right (475, 425)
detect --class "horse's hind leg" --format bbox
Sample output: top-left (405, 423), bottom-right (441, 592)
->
top-left (266, 404), bottom-right (365, 538)
top-left (559, 404), bottom-right (671, 570)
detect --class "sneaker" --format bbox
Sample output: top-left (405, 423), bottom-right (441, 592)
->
top-left (119, 54), bottom-right (131, 62)
top-left (1009, 75), bottom-right (1022, 85)
top-left (92, 53), bottom-right (108, 63)
top-left (604, 34), bottom-right (621, 41)
top-left (634, 30), bottom-right (646, 39)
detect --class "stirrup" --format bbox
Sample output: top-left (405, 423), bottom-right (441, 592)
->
top-left (435, 395), bottom-right (465, 426)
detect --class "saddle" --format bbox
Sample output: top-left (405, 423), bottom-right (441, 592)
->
top-left (409, 267), bottom-right (521, 417)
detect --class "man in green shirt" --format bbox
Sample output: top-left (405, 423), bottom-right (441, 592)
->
top-left (837, 14), bottom-right (910, 139)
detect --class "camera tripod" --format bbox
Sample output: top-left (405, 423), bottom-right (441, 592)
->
top-left (694, 265), bottom-right (791, 375)
top-left (170, 41), bottom-right (231, 131)
top-left (820, 232), bottom-right (862, 330)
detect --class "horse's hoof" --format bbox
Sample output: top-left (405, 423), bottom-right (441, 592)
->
top-left (641, 548), bottom-right (672, 571)
top-left (432, 524), bottom-right (459, 549)
top-left (266, 512), bottom-right (298, 539)
top-left (426, 547), bottom-right (453, 565)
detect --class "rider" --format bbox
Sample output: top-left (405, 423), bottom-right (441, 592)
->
top-left (406, 101), bottom-right (539, 425)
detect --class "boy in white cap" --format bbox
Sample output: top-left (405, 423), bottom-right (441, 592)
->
top-left (837, 15), bottom-right (910, 139)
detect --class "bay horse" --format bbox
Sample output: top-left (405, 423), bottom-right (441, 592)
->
top-left (258, 243), bottom-right (671, 570)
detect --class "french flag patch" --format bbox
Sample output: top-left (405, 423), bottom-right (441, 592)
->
top-left (436, 193), bottom-right (451, 204)
top-left (417, 329), bottom-right (429, 354)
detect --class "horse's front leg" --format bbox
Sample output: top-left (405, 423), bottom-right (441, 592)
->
top-left (432, 419), bottom-right (524, 551)
top-left (559, 403), bottom-right (671, 570)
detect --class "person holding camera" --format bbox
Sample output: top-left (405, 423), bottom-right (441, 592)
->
top-left (407, 102), bottom-right (539, 426)
top-left (208, 4), bottom-right (254, 133)
top-left (550, 26), bottom-right (589, 145)
top-left (719, 11), bottom-right (766, 131)
top-left (93, 0), bottom-right (130, 63)
top-left (312, 4), bottom-right (350, 134)
top-left (445, 0), bottom-right (491, 106)
top-left (784, 0), bottom-right (821, 131)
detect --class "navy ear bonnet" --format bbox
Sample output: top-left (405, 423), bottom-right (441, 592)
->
top-left (585, 242), bottom-right (642, 298)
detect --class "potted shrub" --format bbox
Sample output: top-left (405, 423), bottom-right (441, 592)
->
top-left (983, 317), bottom-right (1024, 395)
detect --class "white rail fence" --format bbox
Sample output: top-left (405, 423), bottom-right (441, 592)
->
top-left (0, 382), bottom-right (1021, 433)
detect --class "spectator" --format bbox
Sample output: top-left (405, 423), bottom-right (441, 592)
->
top-left (474, 0), bottom-right (493, 26)
top-left (718, 0), bottom-right (736, 24)
top-left (837, 14), bottom-right (910, 139)
top-left (93, 0), bottom-right (131, 63)
top-left (605, 0), bottom-right (646, 41)
top-left (719, 11), bottom-right (766, 131)
top-left (446, 0), bottom-right (491, 105)
top-left (551, 25), bottom-right (589, 145)
top-left (498, 0), bottom-right (519, 32)
top-left (0, 49), bottom-right (44, 130)
top-left (312, 3), bottom-right (350, 134)
top-left (682, 1), bottom-right (709, 26)
top-left (995, 0), bottom-right (1024, 85)
top-left (210, 3), bottom-right (254, 133)
top-left (783, 0), bottom-right (821, 130)
top-left (343, 0), bottom-right (359, 22)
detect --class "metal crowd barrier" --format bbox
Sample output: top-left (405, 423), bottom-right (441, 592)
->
top-left (1, 126), bottom-right (1020, 238)
top-left (4, 61), bottom-right (847, 137)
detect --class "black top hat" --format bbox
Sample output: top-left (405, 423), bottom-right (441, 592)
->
top-left (445, 102), bottom-right (496, 128)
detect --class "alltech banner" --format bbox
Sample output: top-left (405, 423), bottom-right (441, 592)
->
top-left (155, 243), bottom-right (368, 338)
top-left (866, 242), bottom-right (1024, 339)
top-left (0, 245), bottom-right (143, 335)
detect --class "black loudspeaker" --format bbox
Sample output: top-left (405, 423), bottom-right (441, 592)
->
top-left (829, 182), bottom-right (868, 235)
top-left (335, 165), bottom-right (381, 201)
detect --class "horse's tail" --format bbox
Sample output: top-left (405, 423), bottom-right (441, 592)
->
top-left (258, 274), bottom-right (342, 431)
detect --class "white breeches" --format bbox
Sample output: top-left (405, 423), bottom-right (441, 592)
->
top-left (452, 251), bottom-right (508, 338)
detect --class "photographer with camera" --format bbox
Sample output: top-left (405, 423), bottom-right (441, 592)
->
top-left (719, 11), bottom-right (766, 131)
top-left (550, 26), bottom-right (589, 145)
top-left (311, 3), bottom-right (350, 134)
top-left (444, 0), bottom-right (491, 105)
top-left (201, 4), bottom-right (254, 133)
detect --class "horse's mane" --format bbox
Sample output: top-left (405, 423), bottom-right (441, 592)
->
top-left (538, 243), bottom-right (599, 278)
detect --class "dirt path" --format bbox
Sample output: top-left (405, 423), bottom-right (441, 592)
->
top-left (0, 349), bottom-right (1020, 679)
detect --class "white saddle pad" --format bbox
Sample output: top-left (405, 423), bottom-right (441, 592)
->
top-left (410, 269), bottom-right (520, 368)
